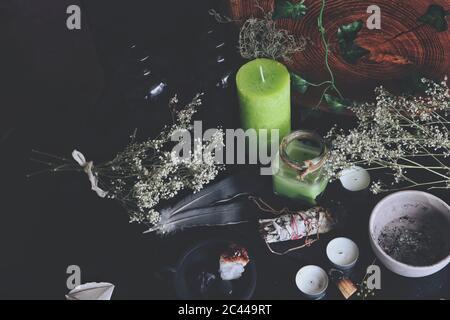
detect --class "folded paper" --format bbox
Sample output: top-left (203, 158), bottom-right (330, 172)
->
top-left (66, 282), bottom-right (115, 300)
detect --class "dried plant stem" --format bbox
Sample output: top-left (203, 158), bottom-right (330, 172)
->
top-left (326, 78), bottom-right (450, 193)
top-left (29, 94), bottom-right (225, 226)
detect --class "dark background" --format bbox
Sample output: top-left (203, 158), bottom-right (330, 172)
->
top-left (0, 0), bottom-right (448, 300)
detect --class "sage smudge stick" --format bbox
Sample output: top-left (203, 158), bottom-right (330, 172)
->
top-left (254, 198), bottom-right (339, 255)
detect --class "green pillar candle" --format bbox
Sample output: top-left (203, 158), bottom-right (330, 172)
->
top-left (236, 58), bottom-right (291, 145)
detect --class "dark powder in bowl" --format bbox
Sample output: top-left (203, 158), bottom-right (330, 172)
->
top-left (378, 215), bottom-right (448, 266)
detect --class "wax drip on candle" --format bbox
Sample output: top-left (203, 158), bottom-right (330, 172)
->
top-left (259, 65), bottom-right (266, 83)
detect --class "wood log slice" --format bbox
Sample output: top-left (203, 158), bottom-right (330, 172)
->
top-left (226, 0), bottom-right (450, 110)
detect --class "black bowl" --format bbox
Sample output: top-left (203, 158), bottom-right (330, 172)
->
top-left (174, 239), bottom-right (257, 300)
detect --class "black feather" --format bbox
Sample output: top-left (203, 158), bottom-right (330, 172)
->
top-left (146, 172), bottom-right (269, 234)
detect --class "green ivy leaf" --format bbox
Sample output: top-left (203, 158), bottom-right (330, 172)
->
top-left (273, 0), bottom-right (308, 20)
top-left (419, 5), bottom-right (448, 32)
top-left (324, 94), bottom-right (351, 111)
top-left (337, 20), bottom-right (364, 42)
top-left (291, 72), bottom-right (309, 94)
top-left (337, 20), bottom-right (370, 64)
top-left (340, 44), bottom-right (370, 64)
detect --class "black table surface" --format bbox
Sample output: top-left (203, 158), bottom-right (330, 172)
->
top-left (0, 0), bottom-right (448, 300)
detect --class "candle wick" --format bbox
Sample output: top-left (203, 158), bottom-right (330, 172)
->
top-left (259, 65), bottom-right (266, 83)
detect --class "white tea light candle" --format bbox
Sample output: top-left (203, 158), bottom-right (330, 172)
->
top-left (295, 265), bottom-right (329, 299)
top-left (339, 166), bottom-right (371, 192)
top-left (327, 237), bottom-right (359, 270)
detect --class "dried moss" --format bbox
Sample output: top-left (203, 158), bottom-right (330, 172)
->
top-left (238, 13), bottom-right (307, 62)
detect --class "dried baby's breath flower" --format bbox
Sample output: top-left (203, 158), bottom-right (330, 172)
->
top-left (30, 94), bottom-right (225, 226)
top-left (94, 94), bottom-right (225, 225)
top-left (325, 78), bottom-right (450, 193)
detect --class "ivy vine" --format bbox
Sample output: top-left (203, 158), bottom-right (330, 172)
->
top-left (273, 0), bottom-right (348, 110)
top-left (246, 1), bottom-right (449, 111)
top-left (419, 4), bottom-right (449, 32)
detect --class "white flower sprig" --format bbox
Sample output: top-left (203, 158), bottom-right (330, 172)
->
top-left (325, 78), bottom-right (450, 193)
top-left (93, 93), bottom-right (225, 225)
top-left (30, 94), bottom-right (225, 226)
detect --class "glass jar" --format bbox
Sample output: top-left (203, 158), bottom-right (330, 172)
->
top-left (272, 130), bottom-right (329, 204)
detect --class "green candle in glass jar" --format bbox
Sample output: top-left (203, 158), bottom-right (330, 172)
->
top-left (236, 58), bottom-right (291, 145)
top-left (272, 130), bottom-right (329, 204)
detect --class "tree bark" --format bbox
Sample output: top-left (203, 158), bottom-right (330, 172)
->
top-left (227, 0), bottom-right (450, 108)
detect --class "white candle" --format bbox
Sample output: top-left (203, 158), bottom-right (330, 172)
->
top-left (326, 237), bottom-right (359, 269)
top-left (339, 166), bottom-right (371, 192)
top-left (295, 265), bottom-right (329, 299)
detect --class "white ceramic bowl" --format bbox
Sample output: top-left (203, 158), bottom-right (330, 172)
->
top-left (369, 191), bottom-right (450, 278)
